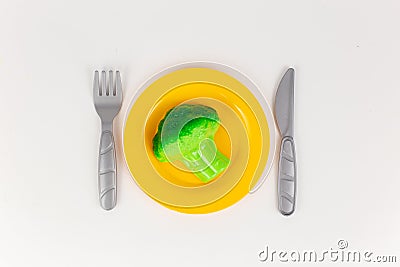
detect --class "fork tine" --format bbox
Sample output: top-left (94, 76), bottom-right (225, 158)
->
top-left (93, 71), bottom-right (99, 96)
top-left (115, 71), bottom-right (121, 96)
top-left (108, 70), bottom-right (113, 96)
top-left (101, 71), bottom-right (106, 96)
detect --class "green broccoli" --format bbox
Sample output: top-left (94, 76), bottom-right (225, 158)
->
top-left (152, 104), bottom-right (230, 183)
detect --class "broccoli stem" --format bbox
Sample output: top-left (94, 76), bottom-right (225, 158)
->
top-left (180, 138), bottom-right (230, 183)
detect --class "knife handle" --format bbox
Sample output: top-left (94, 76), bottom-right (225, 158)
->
top-left (98, 127), bottom-right (117, 210)
top-left (278, 136), bottom-right (297, 216)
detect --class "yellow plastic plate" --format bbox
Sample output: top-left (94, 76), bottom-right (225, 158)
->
top-left (123, 62), bottom-right (276, 213)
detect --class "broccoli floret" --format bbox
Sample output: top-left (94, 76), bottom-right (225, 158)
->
top-left (152, 104), bottom-right (230, 183)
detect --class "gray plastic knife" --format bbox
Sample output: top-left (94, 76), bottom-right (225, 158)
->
top-left (275, 68), bottom-right (297, 216)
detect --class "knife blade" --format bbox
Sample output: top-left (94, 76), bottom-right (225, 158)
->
top-left (275, 68), bottom-right (297, 216)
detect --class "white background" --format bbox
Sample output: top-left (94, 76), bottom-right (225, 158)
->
top-left (1, 0), bottom-right (399, 266)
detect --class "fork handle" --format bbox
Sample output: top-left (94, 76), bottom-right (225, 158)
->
top-left (98, 124), bottom-right (117, 210)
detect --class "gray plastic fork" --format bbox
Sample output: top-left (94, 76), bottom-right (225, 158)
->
top-left (93, 70), bottom-right (123, 210)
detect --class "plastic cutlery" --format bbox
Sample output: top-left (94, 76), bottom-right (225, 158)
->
top-left (93, 70), bottom-right (123, 210)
